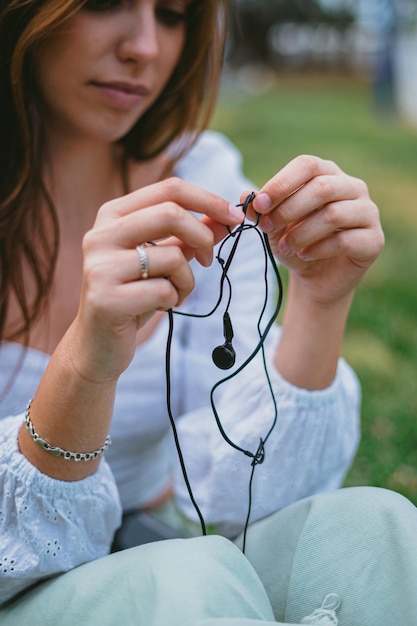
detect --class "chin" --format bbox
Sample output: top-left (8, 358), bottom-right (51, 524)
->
top-left (87, 122), bottom-right (136, 145)
top-left (83, 110), bottom-right (139, 144)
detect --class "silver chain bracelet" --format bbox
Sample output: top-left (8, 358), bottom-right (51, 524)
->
top-left (24, 399), bottom-right (111, 462)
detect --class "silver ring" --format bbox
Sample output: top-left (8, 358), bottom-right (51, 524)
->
top-left (136, 244), bottom-right (149, 279)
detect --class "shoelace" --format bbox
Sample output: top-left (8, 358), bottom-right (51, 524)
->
top-left (300, 593), bottom-right (341, 625)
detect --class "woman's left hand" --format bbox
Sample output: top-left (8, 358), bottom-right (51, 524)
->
top-left (243, 155), bottom-right (384, 305)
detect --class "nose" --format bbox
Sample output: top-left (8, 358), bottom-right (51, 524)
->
top-left (117, 7), bottom-right (159, 65)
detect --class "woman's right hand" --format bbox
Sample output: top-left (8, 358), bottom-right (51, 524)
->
top-left (19, 178), bottom-right (243, 481)
top-left (71, 177), bottom-right (244, 384)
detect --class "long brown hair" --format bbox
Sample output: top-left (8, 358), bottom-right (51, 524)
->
top-left (0, 0), bottom-right (228, 343)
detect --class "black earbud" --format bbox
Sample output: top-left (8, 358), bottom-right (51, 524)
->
top-left (212, 312), bottom-right (236, 370)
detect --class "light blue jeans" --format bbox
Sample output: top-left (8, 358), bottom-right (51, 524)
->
top-left (2, 487), bottom-right (417, 625)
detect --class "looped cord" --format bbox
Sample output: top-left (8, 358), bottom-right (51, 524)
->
top-left (252, 438), bottom-right (265, 466)
top-left (300, 593), bottom-right (341, 625)
top-left (165, 192), bottom-right (283, 548)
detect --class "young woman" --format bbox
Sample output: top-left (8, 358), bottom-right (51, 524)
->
top-left (3, 2), bottom-right (415, 625)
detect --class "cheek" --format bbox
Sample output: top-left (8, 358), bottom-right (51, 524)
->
top-left (34, 54), bottom-right (76, 113)
top-left (33, 14), bottom-right (99, 89)
top-left (162, 31), bottom-right (186, 78)
top-left (32, 34), bottom-right (83, 102)
top-left (174, 31), bottom-right (186, 64)
top-left (32, 50), bottom-right (62, 106)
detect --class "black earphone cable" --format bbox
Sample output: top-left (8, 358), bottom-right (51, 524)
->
top-left (165, 307), bottom-right (207, 535)
top-left (164, 193), bottom-right (283, 548)
top-left (209, 227), bottom-right (282, 454)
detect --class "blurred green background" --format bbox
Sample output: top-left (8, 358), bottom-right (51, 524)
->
top-left (211, 72), bottom-right (417, 503)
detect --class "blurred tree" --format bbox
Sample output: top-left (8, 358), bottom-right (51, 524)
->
top-left (371, 0), bottom-right (399, 114)
top-left (227, 0), bottom-right (355, 68)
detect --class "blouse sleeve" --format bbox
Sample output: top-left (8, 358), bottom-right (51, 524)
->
top-left (172, 131), bottom-right (361, 538)
top-left (0, 414), bottom-right (122, 606)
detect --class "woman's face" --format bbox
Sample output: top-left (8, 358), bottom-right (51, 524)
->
top-left (33, 0), bottom-right (189, 144)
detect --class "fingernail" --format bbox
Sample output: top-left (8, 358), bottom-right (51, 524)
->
top-left (253, 193), bottom-right (271, 212)
top-left (228, 203), bottom-right (244, 222)
top-left (279, 239), bottom-right (292, 256)
top-left (297, 249), bottom-right (312, 261)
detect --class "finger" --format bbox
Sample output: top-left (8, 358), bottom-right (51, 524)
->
top-left (255, 173), bottom-right (365, 237)
top-left (97, 177), bottom-right (244, 228)
top-left (85, 244), bottom-right (195, 304)
top-left (250, 155), bottom-right (341, 213)
top-left (118, 276), bottom-right (185, 315)
top-left (296, 226), bottom-right (385, 265)
top-left (86, 204), bottom-right (218, 267)
top-left (277, 198), bottom-right (378, 256)
top-left (274, 174), bottom-right (364, 227)
top-left (97, 244), bottom-right (191, 283)
top-left (132, 245), bottom-right (195, 303)
top-left (163, 214), bottom-right (241, 263)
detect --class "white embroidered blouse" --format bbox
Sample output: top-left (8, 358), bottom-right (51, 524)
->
top-left (0, 132), bottom-right (361, 605)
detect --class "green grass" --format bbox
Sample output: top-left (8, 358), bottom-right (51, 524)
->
top-left (212, 73), bottom-right (417, 502)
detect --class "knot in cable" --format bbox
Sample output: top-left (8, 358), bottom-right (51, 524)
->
top-left (251, 438), bottom-right (265, 466)
top-left (228, 191), bottom-right (258, 235)
top-left (300, 593), bottom-right (341, 625)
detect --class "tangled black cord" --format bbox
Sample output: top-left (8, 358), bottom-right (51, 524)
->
top-left (165, 192), bottom-right (283, 551)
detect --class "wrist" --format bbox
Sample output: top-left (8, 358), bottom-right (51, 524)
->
top-left (274, 280), bottom-right (353, 390)
top-left (65, 318), bottom-right (133, 385)
top-left (18, 329), bottom-right (119, 480)
top-left (286, 274), bottom-right (354, 314)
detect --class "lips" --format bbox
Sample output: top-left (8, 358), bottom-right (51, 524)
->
top-left (91, 80), bottom-right (150, 110)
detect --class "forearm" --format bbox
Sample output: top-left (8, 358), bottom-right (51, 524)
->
top-left (18, 324), bottom-right (118, 481)
top-left (274, 277), bottom-right (353, 390)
